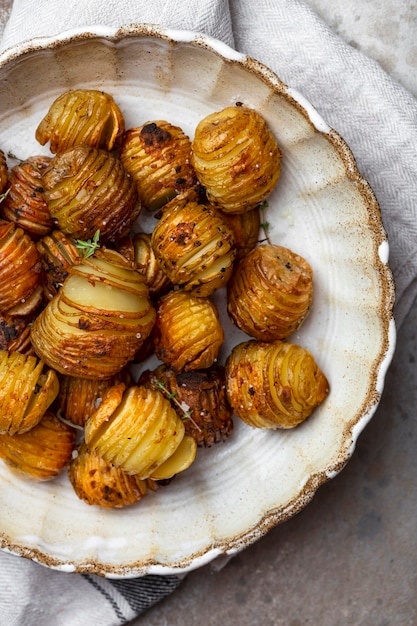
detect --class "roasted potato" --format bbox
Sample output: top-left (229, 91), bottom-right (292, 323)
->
top-left (153, 289), bottom-right (224, 372)
top-left (139, 364), bottom-right (233, 447)
top-left (227, 244), bottom-right (313, 341)
top-left (84, 383), bottom-right (196, 479)
top-left (151, 194), bottom-right (236, 296)
top-left (36, 229), bottom-right (83, 301)
top-left (225, 339), bottom-right (329, 429)
top-left (0, 411), bottom-right (76, 481)
top-left (0, 221), bottom-right (42, 315)
top-left (42, 145), bottom-right (140, 243)
top-left (1, 156), bottom-right (53, 239)
top-left (30, 248), bottom-right (156, 379)
top-left (36, 89), bottom-right (125, 153)
top-left (68, 441), bottom-right (149, 508)
top-left (0, 350), bottom-right (59, 435)
top-left (191, 104), bottom-right (281, 213)
top-left (120, 120), bottom-right (202, 210)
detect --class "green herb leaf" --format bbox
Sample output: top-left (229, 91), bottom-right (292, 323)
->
top-left (0, 188), bottom-right (10, 204)
top-left (75, 229), bottom-right (101, 258)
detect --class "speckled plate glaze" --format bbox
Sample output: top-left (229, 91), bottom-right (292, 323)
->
top-left (0, 24), bottom-right (395, 577)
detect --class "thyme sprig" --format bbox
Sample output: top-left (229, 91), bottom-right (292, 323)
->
top-left (154, 379), bottom-right (202, 432)
top-left (258, 200), bottom-right (272, 244)
top-left (75, 229), bottom-right (101, 258)
top-left (0, 188), bottom-right (10, 204)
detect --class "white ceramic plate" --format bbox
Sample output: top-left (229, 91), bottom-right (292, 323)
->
top-left (0, 24), bottom-right (395, 577)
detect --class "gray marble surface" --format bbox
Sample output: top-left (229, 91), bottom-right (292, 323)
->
top-left (0, 2), bottom-right (416, 625)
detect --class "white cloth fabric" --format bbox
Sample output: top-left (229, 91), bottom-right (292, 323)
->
top-left (0, 1), bottom-right (416, 624)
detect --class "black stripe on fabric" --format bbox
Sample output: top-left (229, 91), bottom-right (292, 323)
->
top-left (82, 573), bottom-right (126, 623)
top-left (109, 574), bottom-right (184, 614)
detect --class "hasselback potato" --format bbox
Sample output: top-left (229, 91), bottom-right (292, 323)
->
top-left (153, 289), bottom-right (224, 372)
top-left (0, 312), bottom-right (35, 355)
top-left (227, 244), bottom-right (313, 341)
top-left (37, 229), bottom-right (83, 301)
top-left (225, 339), bottom-right (329, 429)
top-left (132, 232), bottom-right (171, 297)
top-left (221, 206), bottom-right (261, 261)
top-left (84, 383), bottom-right (196, 479)
top-left (120, 120), bottom-right (202, 211)
top-left (0, 221), bottom-right (42, 315)
top-left (36, 89), bottom-right (125, 153)
top-left (42, 145), bottom-right (140, 243)
top-left (30, 248), bottom-right (156, 379)
top-left (68, 441), bottom-right (149, 508)
top-left (191, 104), bottom-right (281, 213)
top-left (0, 410), bottom-right (76, 481)
top-left (56, 368), bottom-right (132, 427)
top-left (1, 156), bottom-right (53, 239)
top-left (139, 364), bottom-right (233, 447)
top-left (151, 195), bottom-right (236, 296)
top-left (0, 350), bottom-right (59, 434)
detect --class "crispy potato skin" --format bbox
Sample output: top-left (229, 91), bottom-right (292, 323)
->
top-left (0, 411), bottom-right (76, 481)
top-left (1, 156), bottom-right (53, 239)
top-left (120, 121), bottom-right (203, 211)
top-left (36, 229), bottom-right (83, 301)
top-left (153, 290), bottom-right (224, 372)
top-left (0, 222), bottom-right (42, 315)
top-left (227, 244), bottom-right (313, 341)
top-left (225, 339), bottom-right (329, 429)
top-left (139, 364), bottom-right (233, 447)
top-left (42, 145), bottom-right (140, 243)
top-left (0, 350), bottom-right (59, 435)
top-left (191, 104), bottom-right (281, 213)
top-left (151, 195), bottom-right (236, 296)
top-left (68, 441), bottom-right (149, 508)
top-left (35, 89), bottom-right (125, 153)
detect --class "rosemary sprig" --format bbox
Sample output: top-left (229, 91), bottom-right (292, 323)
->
top-left (154, 379), bottom-right (202, 432)
top-left (75, 229), bottom-right (101, 258)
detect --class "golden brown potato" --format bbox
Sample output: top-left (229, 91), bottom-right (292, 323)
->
top-left (0, 411), bottom-right (76, 481)
top-left (191, 104), bottom-right (281, 213)
top-left (30, 249), bottom-right (156, 379)
top-left (0, 350), bottom-right (59, 434)
top-left (220, 206), bottom-right (261, 260)
top-left (151, 194), bottom-right (236, 297)
top-left (153, 290), bottom-right (224, 372)
top-left (68, 441), bottom-right (149, 508)
top-left (225, 339), bottom-right (329, 429)
top-left (36, 89), bottom-right (125, 153)
top-left (0, 221), bottom-right (42, 315)
top-left (56, 368), bottom-right (132, 427)
top-left (1, 156), bottom-right (53, 239)
top-left (227, 244), bottom-right (313, 341)
top-left (42, 145), bottom-right (140, 243)
top-left (120, 121), bottom-right (202, 210)
top-left (0, 150), bottom-right (8, 194)
top-left (36, 229), bottom-right (83, 301)
top-left (0, 312), bottom-right (36, 355)
top-left (84, 383), bottom-right (196, 479)
top-left (132, 232), bottom-right (171, 297)
top-left (139, 364), bottom-right (233, 447)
